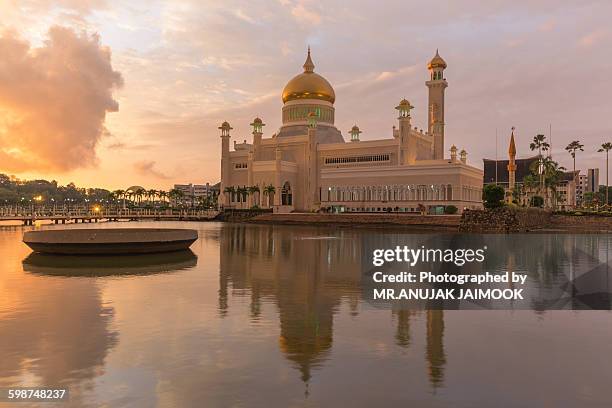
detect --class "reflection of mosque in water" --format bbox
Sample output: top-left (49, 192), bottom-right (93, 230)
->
top-left (219, 224), bottom-right (447, 388)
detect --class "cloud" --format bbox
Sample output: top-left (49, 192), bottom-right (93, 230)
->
top-left (0, 26), bottom-right (123, 173)
top-left (290, 1), bottom-right (322, 25)
top-left (538, 19), bottom-right (556, 32)
top-left (106, 139), bottom-right (155, 151)
top-left (579, 29), bottom-right (607, 47)
top-left (133, 160), bottom-right (171, 180)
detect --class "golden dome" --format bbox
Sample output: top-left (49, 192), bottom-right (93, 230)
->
top-left (428, 49), bottom-right (447, 70)
top-left (282, 48), bottom-right (335, 104)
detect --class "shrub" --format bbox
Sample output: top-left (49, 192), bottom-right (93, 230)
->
top-left (444, 205), bottom-right (458, 214)
top-left (482, 184), bottom-right (505, 209)
top-left (530, 195), bottom-right (544, 208)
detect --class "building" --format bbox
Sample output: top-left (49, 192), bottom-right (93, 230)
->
top-left (173, 182), bottom-right (219, 206)
top-left (219, 49), bottom-right (483, 214)
top-left (576, 169), bottom-right (600, 205)
top-left (483, 129), bottom-right (577, 209)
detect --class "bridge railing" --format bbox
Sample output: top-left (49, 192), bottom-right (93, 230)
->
top-left (0, 205), bottom-right (219, 219)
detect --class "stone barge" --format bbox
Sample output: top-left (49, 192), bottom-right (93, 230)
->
top-left (23, 228), bottom-right (198, 255)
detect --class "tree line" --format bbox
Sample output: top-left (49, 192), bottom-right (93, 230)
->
top-left (0, 174), bottom-right (217, 209)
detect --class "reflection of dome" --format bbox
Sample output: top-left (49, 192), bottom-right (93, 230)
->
top-left (282, 48), bottom-right (335, 104)
top-left (428, 49), bottom-right (447, 69)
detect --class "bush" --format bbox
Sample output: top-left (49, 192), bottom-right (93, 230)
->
top-left (444, 205), bottom-right (458, 214)
top-left (482, 184), bottom-right (505, 209)
top-left (530, 196), bottom-right (544, 208)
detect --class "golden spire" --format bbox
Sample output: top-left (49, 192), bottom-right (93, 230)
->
top-left (303, 46), bottom-right (315, 73)
top-left (509, 127), bottom-right (517, 157)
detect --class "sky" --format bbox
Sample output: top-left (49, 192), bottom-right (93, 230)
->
top-left (0, 0), bottom-right (611, 190)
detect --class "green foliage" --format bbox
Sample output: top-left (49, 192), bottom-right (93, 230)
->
top-left (598, 185), bottom-right (612, 205)
top-left (530, 195), bottom-right (544, 208)
top-left (565, 140), bottom-right (584, 159)
top-left (482, 184), bottom-right (505, 208)
top-left (0, 173), bottom-right (111, 205)
top-left (444, 205), bottom-right (458, 214)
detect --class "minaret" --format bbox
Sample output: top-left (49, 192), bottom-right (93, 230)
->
top-left (395, 99), bottom-right (416, 165)
top-left (306, 112), bottom-right (319, 210)
top-left (426, 50), bottom-right (448, 160)
top-left (219, 121), bottom-right (232, 208)
top-left (507, 127), bottom-right (517, 198)
top-left (349, 125), bottom-right (361, 142)
top-left (250, 117), bottom-right (264, 160)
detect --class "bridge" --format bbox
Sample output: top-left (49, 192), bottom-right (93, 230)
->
top-left (0, 206), bottom-right (220, 225)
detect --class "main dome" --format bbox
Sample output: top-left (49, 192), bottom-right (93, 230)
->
top-left (282, 48), bottom-right (335, 104)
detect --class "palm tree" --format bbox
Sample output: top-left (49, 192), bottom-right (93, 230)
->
top-left (530, 134), bottom-right (550, 196)
top-left (565, 140), bottom-right (584, 186)
top-left (263, 184), bottom-right (275, 208)
top-left (541, 157), bottom-right (566, 209)
top-left (223, 186), bottom-right (235, 208)
top-left (236, 186), bottom-right (248, 208)
top-left (248, 185), bottom-right (260, 207)
top-left (147, 189), bottom-right (158, 204)
top-left (526, 157), bottom-right (565, 208)
top-left (126, 191), bottom-right (134, 206)
top-left (598, 142), bottom-right (612, 207)
top-left (168, 188), bottom-right (184, 207)
top-left (158, 190), bottom-right (167, 205)
top-left (113, 189), bottom-right (125, 208)
top-left (132, 188), bottom-right (145, 206)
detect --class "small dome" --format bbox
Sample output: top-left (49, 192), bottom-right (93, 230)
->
top-left (398, 98), bottom-right (411, 106)
top-left (428, 49), bottom-right (447, 69)
top-left (252, 117), bottom-right (262, 124)
top-left (282, 48), bottom-right (335, 104)
top-left (395, 98), bottom-right (414, 111)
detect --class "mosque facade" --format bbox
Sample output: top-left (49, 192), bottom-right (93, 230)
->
top-left (219, 49), bottom-right (483, 214)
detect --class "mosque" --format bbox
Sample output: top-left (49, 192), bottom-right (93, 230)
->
top-left (219, 48), bottom-right (483, 214)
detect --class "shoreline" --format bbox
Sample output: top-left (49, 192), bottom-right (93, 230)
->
top-left (3, 213), bottom-right (611, 233)
top-left (246, 213), bottom-right (460, 230)
top-left (243, 212), bottom-right (612, 233)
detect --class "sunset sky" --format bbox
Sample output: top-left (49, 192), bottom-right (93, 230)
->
top-left (0, 0), bottom-right (611, 190)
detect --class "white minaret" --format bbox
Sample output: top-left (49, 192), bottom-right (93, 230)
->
top-left (395, 99), bottom-right (416, 165)
top-left (426, 50), bottom-right (448, 160)
top-left (219, 121), bottom-right (232, 207)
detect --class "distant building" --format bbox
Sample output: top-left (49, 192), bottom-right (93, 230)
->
top-left (576, 168), bottom-right (600, 206)
top-left (483, 129), bottom-right (577, 209)
top-left (173, 182), bottom-right (219, 206)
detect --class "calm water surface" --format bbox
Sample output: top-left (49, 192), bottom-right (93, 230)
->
top-left (1, 222), bottom-right (611, 407)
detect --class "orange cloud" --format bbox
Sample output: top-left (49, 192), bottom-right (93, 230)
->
top-left (133, 160), bottom-right (171, 180)
top-left (579, 29), bottom-right (607, 47)
top-left (0, 26), bottom-right (122, 173)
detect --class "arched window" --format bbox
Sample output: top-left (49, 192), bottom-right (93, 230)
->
top-left (281, 182), bottom-right (292, 206)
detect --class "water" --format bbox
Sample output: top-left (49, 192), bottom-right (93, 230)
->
top-left (1, 222), bottom-right (611, 407)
